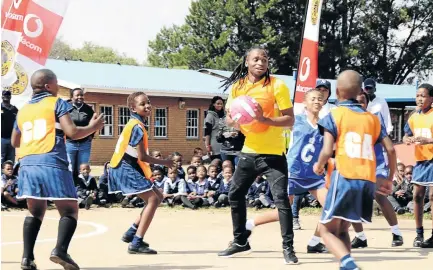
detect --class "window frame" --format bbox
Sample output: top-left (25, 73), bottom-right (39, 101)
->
top-left (118, 106), bottom-right (131, 136)
top-left (153, 107), bottom-right (168, 138)
top-left (99, 104), bottom-right (114, 137)
top-left (186, 108), bottom-right (200, 139)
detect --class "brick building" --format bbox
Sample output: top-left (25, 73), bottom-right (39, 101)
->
top-left (47, 60), bottom-right (228, 165)
top-left (47, 60), bottom-right (418, 164)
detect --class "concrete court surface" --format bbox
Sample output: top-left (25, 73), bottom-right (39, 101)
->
top-left (1, 208), bottom-right (432, 270)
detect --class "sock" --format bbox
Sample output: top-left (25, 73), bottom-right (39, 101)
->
top-left (55, 216), bottom-right (77, 253)
top-left (23, 216), bottom-right (42, 260)
top-left (340, 254), bottom-right (358, 270)
top-left (245, 219), bottom-right (255, 231)
top-left (356, 231), bottom-right (367, 241)
top-left (131, 235), bottom-right (143, 247)
top-left (391, 225), bottom-right (402, 236)
top-left (416, 226), bottom-right (424, 237)
top-left (126, 223), bottom-right (138, 235)
top-left (308, 236), bottom-right (321, 247)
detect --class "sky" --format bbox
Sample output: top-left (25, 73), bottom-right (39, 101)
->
top-left (57, 0), bottom-right (193, 64)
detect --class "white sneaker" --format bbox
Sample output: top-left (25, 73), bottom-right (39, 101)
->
top-left (293, 218), bottom-right (301, 230)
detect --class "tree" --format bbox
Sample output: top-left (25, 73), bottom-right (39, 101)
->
top-left (49, 39), bottom-right (139, 66)
top-left (148, 0), bottom-right (433, 84)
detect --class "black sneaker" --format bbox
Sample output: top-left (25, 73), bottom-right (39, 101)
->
top-left (392, 233), bottom-right (403, 247)
top-left (21, 258), bottom-right (37, 270)
top-left (84, 197), bottom-right (93, 210)
top-left (218, 242), bottom-right (251, 257)
top-left (128, 241), bottom-right (157, 254)
top-left (396, 207), bottom-right (405, 215)
top-left (307, 242), bottom-right (328, 253)
top-left (421, 236), bottom-right (433, 248)
top-left (351, 237), bottom-right (368, 248)
top-left (214, 202), bottom-right (221, 208)
top-left (121, 234), bottom-right (150, 247)
top-left (49, 249), bottom-right (79, 270)
top-left (283, 248), bottom-right (298, 264)
top-left (413, 235), bottom-right (424, 247)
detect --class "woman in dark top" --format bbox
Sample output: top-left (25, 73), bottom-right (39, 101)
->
top-left (66, 88), bottom-right (95, 182)
top-left (204, 96), bottom-right (226, 160)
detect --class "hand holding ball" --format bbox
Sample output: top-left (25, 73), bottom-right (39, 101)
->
top-left (229, 96), bottom-right (259, 125)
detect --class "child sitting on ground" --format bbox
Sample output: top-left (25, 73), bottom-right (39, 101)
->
top-left (163, 167), bottom-right (196, 209)
top-left (214, 166), bottom-right (233, 208)
top-left (247, 175), bottom-right (273, 209)
top-left (190, 155), bottom-right (202, 167)
top-left (1, 160), bottom-right (21, 208)
top-left (205, 164), bottom-right (221, 205)
top-left (172, 152), bottom-right (185, 180)
top-left (152, 167), bottom-right (167, 194)
top-left (77, 163), bottom-right (98, 210)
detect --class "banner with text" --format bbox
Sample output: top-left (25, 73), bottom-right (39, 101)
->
top-left (1, 0), bottom-right (70, 108)
top-left (293, 0), bottom-right (324, 115)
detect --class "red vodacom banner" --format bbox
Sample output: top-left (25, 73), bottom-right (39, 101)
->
top-left (17, 0), bottom-right (64, 65)
top-left (1, 0), bottom-right (70, 109)
top-left (293, 0), bottom-right (324, 115)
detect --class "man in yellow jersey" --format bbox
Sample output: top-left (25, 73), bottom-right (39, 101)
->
top-left (218, 47), bottom-right (297, 264)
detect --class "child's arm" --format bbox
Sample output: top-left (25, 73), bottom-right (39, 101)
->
top-left (402, 120), bottom-right (415, 144)
top-left (11, 127), bottom-right (21, 148)
top-left (414, 136), bottom-right (433, 145)
top-left (314, 130), bottom-right (335, 175)
top-left (59, 113), bottom-right (104, 140)
top-left (136, 142), bottom-right (174, 167)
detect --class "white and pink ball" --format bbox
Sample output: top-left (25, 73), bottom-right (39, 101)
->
top-left (230, 95), bottom-right (258, 125)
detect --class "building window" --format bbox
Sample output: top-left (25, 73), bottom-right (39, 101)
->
top-left (186, 109), bottom-right (199, 138)
top-left (154, 108), bottom-right (167, 138)
top-left (118, 106), bottom-right (130, 135)
top-left (100, 105), bottom-right (113, 136)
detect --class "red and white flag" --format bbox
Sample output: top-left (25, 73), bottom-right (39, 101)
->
top-left (1, 0), bottom-right (70, 108)
top-left (293, 0), bottom-right (324, 115)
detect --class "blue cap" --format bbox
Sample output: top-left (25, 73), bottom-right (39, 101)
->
top-left (316, 79), bottom-right (331, 90)
top-left (363, 78), bottom-right (376, 88)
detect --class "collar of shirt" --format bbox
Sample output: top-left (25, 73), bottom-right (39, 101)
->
top-left (31, 91), bottom-right (52, 102)
top-left (131, 112), bottom-right (147, 125)
top-left (197, 179), bottom-right (207, 186)
top-left (337, 99), bottom-right (362, 106)
top-left (73, 103), bottom-right (84, 110)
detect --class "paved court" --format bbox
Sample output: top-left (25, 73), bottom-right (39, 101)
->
top-left (1, 208), bottom-right (432, 270)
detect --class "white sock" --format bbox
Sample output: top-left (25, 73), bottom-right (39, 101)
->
top-left (308, 235), bottom-right (321, 247)
top-left (391, 225), bottom-right (402, 236)
top-left (356, 231), bottom-right (367, 241)
top-left (245, 219), bottom-right (256, 231)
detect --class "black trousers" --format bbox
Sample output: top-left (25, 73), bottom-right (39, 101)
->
top-left (228, 153), bottom-right (294, 249)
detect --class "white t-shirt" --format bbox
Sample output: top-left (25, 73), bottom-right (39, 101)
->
top-left (319, 102), bottom-right (337, 119)
top-left (367, 96), bottom-right (393, 134)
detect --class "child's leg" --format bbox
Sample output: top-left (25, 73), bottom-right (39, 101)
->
top-left (180, 195), bottom-right (196, 209)
top-left (23, 199), bottom-right (47, 260)
top-left (375, 191), bottom-right (398, 226)
top-left (53, 200), bottom-right (79, 254)
top-left (321, 219), bottom-right (359, 269)
top-left (413, 185), bottom-right (426, 231)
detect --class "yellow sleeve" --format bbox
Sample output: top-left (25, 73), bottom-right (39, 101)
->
top-left (225, 89), bottom-right (234, 111)
top-left (274, 79), bottom-right (293, 110)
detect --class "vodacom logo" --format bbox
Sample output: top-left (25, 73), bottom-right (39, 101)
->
top-left (299, 57), bottom-right (311, 82)
top-left (23, 14), bottom-right (43, 38)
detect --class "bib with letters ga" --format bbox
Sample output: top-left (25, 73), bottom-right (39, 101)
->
top-left (332, 107), bottom-right (381, 182)
top-left (16, 96), bottom-right (58, 158)
top-left (110, 118), bottom-right (152, 179)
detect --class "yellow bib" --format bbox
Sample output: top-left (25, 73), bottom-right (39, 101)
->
top-left (110, 118), bottom-right (152, 179)
top-left (16, 96), bottom-right (58, 158)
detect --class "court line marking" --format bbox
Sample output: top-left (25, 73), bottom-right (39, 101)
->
top-left (1, 214), bottom-right (108, 246)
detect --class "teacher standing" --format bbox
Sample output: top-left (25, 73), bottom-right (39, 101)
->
top-left (217, 47), bottom-right (297, 264)
top-left (66, 88), bottom-right (95, 182)
top-left (204, 96), bottom-right (225, 160)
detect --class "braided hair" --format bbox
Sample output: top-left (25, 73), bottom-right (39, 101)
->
top-left (221, 46), bottom-right (271, 92)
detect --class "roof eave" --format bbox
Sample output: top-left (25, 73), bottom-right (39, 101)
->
top-left (82, 85), bottom-right (228, 99)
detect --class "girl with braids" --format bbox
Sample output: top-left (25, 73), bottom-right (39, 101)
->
top-left (218, 47), bottom-right (298, 264)
top-left (108, 92), bottom-right (175, 254)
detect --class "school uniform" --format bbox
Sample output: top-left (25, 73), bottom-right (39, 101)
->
top-left (404, 108), bottom-right (433, 186)
top-left (76, 174), bottom-right (98, 206)
top-left (287, 114), bottom-right (325, 195)
top-left (15, 92), bottom-right (77, 201)
top-left (374, 112), bottom-right (390, 179)
top-left (190, 179), bottom-right (210, 207)
top-left (108, 113), bottom-right (153, 196)
top-left (154, 176), bottom-right (168, 191)
top-left (247, 180), bottom-right (272, 208)
top-left (1, 174), bottom-right (18, 196)
top-left (318, 100), bottom-right (386, 224)
top-left (205, 177), bottom-right (220, 204)
top-left (177, 167), bottom-right (186, 182)
top-left (216, 179), bottom-right (231, 205)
